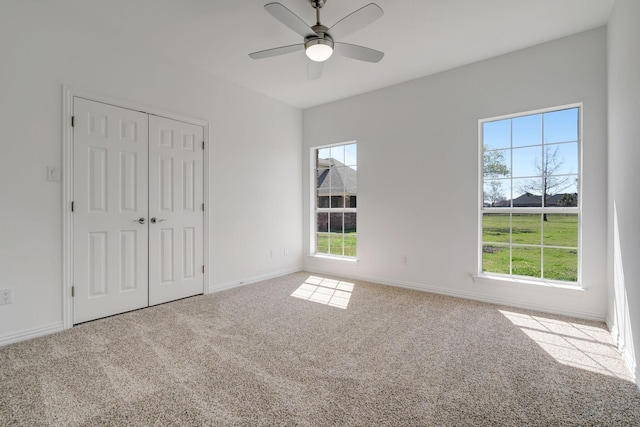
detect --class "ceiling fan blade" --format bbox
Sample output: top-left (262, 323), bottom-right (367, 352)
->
top-left (307, 60), bottom-right (324, 80)
top-left (328, 3), bottom-right (384, 39)
top-left (333, 42), bottom-right (384, 63)
top-left (249, 43), bottom-right (303, 60)
top-left (264, 2), bottom-right (314, 38)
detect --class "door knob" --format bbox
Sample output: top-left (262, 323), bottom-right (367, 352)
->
top-left (150, 217), bottom-right (166, 224)
top-left (134, 217), bottom-right (146, 224)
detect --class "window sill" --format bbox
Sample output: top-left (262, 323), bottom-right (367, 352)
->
top-left (472, 273), bottom-right (583, 291)
top-left (307, 254), bottom-right (359, 264)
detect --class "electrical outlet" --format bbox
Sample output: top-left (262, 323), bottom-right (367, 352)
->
top-left (402, 255), bottom-right (408, 265)
top-left (47, 166), bottom-right (60, 182)
top-left (0, 288), bottom-right (13, 305)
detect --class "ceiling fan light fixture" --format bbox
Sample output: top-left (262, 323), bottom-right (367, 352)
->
top-left (305, 38), bottom-right (334, 62)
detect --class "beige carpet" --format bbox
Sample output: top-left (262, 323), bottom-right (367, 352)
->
top-left (1, 271), bottom-right (639, 426)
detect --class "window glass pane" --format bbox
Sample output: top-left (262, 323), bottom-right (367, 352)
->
top-left (483, 119), bottom-right (510, 150)
top-left (483, 149), bottom-right (511, 179)
top-left (512, 214), bottom-right (541, 245)
top-left (348, 195), bottom-right (357, 208)
top-left (345, 143), bottom-right (357, 167)
top-left (317, 196), bottom-right (329, 208)
top-left (546, 189), bottom-right (578, 208)
top-left (329, 212), bottom-right (344, 256)
top-left (344, 213), bottom-right (357, 257)
top-left (318, 148), bottom-right (331, 161)
top-left (328, 166), bottom-right (356, 201)
top-left (482, 244), bottom-right (510, 274)
top-left (511, 178), bottom-right (542, 207)
top-left (329, 212), bottom-right (344, 233)
top-left (316, 212), bottom-right (328, 254)
top-left (544, 108), bottom-right (578, 143)
top-left (512, 246), bottom-right (541, 278)
top-left (543, 214), bottom-right (578, 247)
top-left (345, 166), bottom-right (357, 198)
top-left (483, 180), bottom-right (510, 207)
top-left (544, 248), bottom-right (578, 281)
top-left (329, 234), bottom-right (344, 256)
top-left (317, 167), bottom-right (330, 199)
top-left (344, 212), bottom-right (357, 233)
top-left (483, 213), bottom-right (510, 243)
top-left (512, 114), bottom-right (542, 147)
top-left (316, 233), bottom-right (329, 254)
top-left (317, 167), bottom-right (330, 183)
top-left (512, 146), bottom-right (542, 178)
top-left (544, 143), bottom-right (578, 176)
top-left (316, 234), bottom-right (328, 254)
top-left (327, 166), bottom-right (348, 196)
top-left (330, 145), bottom-right (345, 164)
top-left (330, 195), bottom-right (344, 208)
top-left (316, 212), bottom-right (328, 233)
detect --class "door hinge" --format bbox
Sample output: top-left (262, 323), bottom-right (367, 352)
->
top-left (202, 203), bottom-right (205, 212)
top-left (202, 141), bottom-right (205, 150)
top-left (71, 201), bottom-right (74, 212)
top-left (71, 286), bottom-right (75, 297)
top-left (202, 265), bottom-right (205, 273)
top-left (71, 116), bottom-right (75, 127)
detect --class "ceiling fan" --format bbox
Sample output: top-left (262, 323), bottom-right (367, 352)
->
top-left (249, 0), bottom-right (384, 79)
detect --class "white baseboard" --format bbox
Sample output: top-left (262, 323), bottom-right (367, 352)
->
top-left (0, 322), bottom-right (64, 347)
top-left (209, 266), bottom-right (303, 294)
top-left (303, 268), bottom-right (606, 322)
top-left (606, 316), bottom-right (617, 338)
top-left (606, 316), bottom-right (638, 386)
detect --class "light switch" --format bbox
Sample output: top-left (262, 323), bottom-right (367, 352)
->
top-left (47, 166), bottom-right (60, 182)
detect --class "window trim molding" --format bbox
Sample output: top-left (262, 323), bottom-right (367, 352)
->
top-left (477, 103), bottom-right (583, 286)
top-left (310, 140), bottom-right (358, 260)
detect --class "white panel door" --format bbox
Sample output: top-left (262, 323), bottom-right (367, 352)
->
top-left (73, 98), bottom-right (149, 324)
top-left (148, 115), bottom-right (204, 305)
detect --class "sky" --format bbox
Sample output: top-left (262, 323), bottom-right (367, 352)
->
top-left (318, 143), bottom-right (357, 168)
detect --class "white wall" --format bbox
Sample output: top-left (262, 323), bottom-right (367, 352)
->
top-left (607, 0), bottom-right (640, 387)
top-left (303, 28), bottom-right (608, 320)
top-left (0, 1), bottom-right (302, 342)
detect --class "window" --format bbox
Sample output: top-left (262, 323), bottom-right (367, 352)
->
top-left (480, 105), bottom-right (580, 283)
top-left (314, 142), bottom-right (357, 258)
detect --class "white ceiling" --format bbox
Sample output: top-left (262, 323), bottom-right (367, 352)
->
top-left (53, 0), bottom-right (615, 109)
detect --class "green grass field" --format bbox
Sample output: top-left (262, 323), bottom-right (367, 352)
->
top-left (317, 232), bottom-right (356, 257)
top-left (316, 214), bottom-right (577, 281)
top-left (482, 213), bottom-right (578, 281)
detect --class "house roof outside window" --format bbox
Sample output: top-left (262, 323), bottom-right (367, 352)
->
top-left (317, 158), bottom-right (357, 196)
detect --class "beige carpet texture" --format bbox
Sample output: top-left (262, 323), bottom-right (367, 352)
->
top-left (1, 271), bottom-right (639, 426)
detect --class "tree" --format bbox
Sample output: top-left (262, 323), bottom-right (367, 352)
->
top-left (557, 193), bottom-right (577, 207)
top-left (484, 181), bottom-right (506, 207)
top-left (518, 145), bottom-right (575, 220)
top-left (483, 146), bottom-right (510, 178)
top-left (482, 145), bottom-right (510, 207)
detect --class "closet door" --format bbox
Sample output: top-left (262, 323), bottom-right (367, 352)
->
top-left (148, 116), bottom-right (204, 305)
top-left (73, 98), bottom-right (149, 324)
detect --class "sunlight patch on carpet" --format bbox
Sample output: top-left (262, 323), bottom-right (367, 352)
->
top-left (500, 310), bottom-right (633, 381)
top-left (291, 276), bottom-right (354, 309)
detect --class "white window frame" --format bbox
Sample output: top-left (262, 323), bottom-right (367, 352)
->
top-left (311, 141), bottom-right (357, 260)
top-left (478, 103), bottom-right (582, 286)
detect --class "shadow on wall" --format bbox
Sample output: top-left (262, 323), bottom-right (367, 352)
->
top-left (611, 202), bottom-right (637, 380)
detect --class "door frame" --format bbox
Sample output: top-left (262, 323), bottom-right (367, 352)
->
top-left (62, 85), bottom-right (210, 329)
